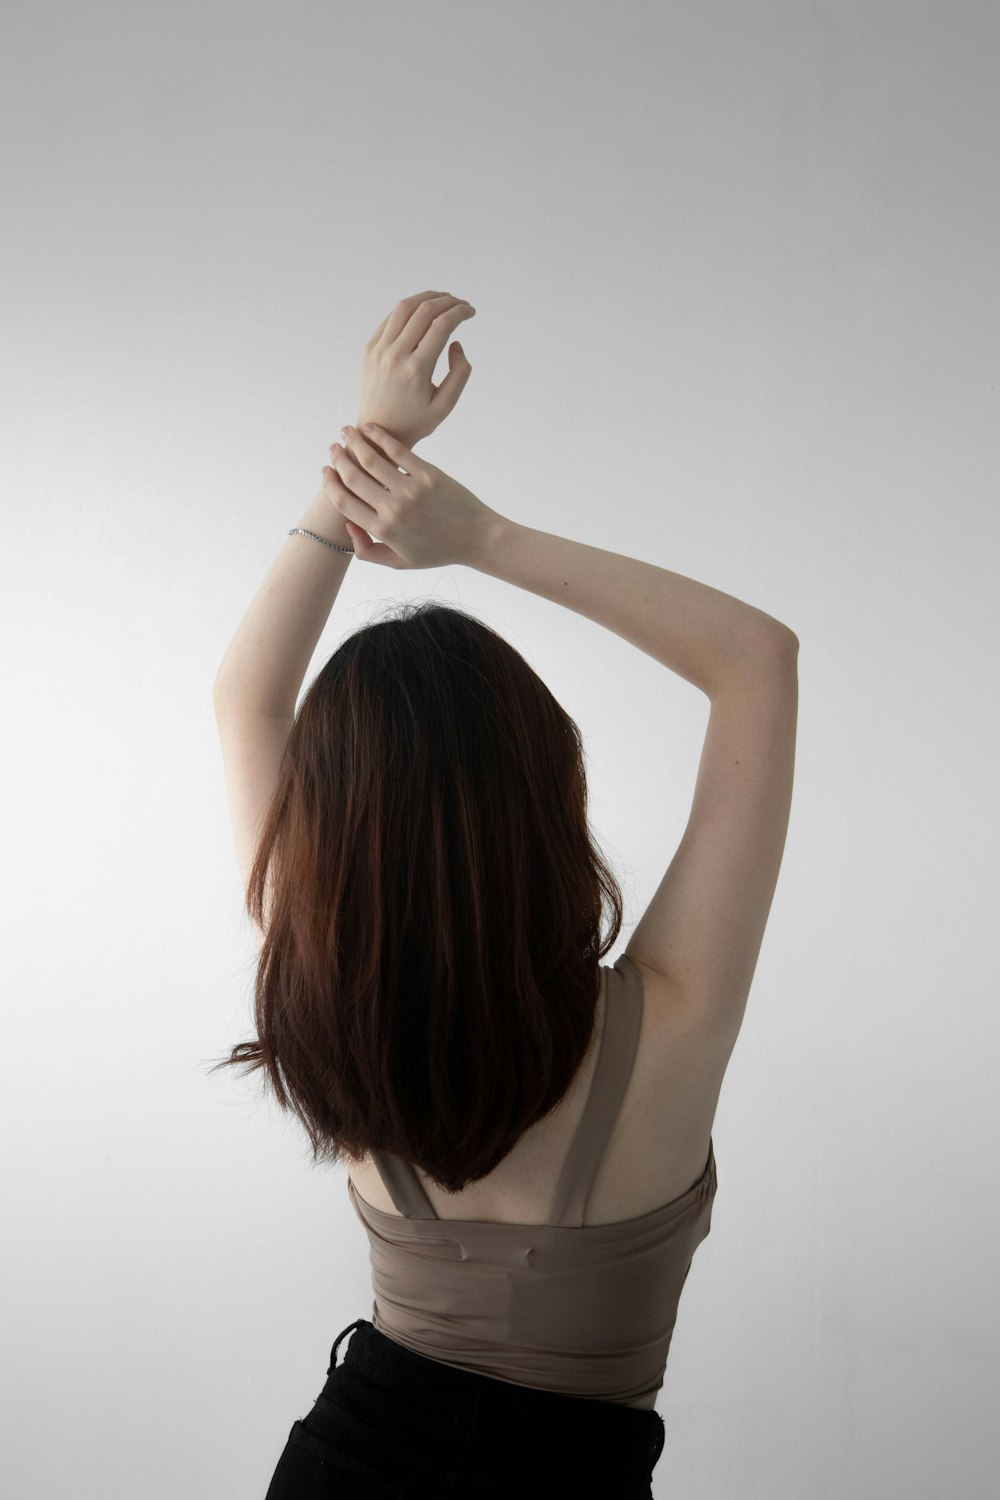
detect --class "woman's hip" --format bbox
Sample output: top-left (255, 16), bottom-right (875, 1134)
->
top-left (264, 1317), bottom-right (666, 1499)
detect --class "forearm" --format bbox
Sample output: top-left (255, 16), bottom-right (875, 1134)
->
top-left (211, 482), bottom-right (355, 718)
top-left (473, 518), bottom-right (797, 699)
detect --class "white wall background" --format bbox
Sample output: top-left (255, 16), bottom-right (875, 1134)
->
top-left (2, 2), bottom-right (997, 1496)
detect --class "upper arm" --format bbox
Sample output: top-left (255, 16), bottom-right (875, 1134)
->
top-left (212, 699), bottom-right (294, 939)
top-left (625, 637), bottom-right (799, 1049)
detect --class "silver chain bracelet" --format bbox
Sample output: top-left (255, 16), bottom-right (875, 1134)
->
top-left (288, 527), bottom-right (355, 555)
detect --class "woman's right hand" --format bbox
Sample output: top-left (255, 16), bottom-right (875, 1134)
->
top-left (323, 423), bottom-right (501, 571)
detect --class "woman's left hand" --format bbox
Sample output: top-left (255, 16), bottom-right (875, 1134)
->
top-left (355, 290), bottom-right (476, 449)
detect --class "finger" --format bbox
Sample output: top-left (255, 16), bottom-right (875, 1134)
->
top-left (411, 304), bottom-right (475, 381)
top-left (406, 296), bottom-right (474, 361)
top-left (322, 465), bottom-right (381, 529)
top-left (428, 339), bottom-right (473, 422)
top-left (336, 429), bottom-right (404, 489)
top-left (343, 520), bottom-right (401, 569)
top-left (329, 439), bottom-right (395, 505)
top-left (379, 290), bottom-right (449, 346)
top-left (355, 423), bottom-right (419, 475)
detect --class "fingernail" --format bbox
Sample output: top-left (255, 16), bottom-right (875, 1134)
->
top-left (340, 426), bottom-right (350, 438)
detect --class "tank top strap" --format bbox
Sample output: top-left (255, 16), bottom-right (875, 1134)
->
top-left (366, 1149), bottom-right (439, 1220)
top-left (545, 957), bottom-right (644, 1228)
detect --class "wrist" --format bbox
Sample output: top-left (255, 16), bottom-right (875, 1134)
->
top-left (296, 484), bottom-right (354, 550)
top-left (465, 507), bottom-right (512, 571)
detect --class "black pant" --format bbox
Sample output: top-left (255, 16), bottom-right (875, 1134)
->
top-left (263, 1317), bottom-right (667, 1499)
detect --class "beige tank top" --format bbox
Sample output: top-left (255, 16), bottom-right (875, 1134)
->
top-left (347, 952), bottom-right (718, 1408)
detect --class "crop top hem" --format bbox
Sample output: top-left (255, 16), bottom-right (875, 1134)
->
top-left (372, 1317), bottom-right (663, 1407)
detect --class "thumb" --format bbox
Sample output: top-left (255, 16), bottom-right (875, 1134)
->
top-left (429, 341), bottom-right (473, 421)
top-left (344, 520), bottom-right (400, 568)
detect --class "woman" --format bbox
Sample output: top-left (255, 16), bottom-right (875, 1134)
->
top-left (210, 291), bottom-right (800, 1498)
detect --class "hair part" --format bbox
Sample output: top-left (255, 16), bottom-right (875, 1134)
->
top-left (208, 600), bottom-right (624, 1193)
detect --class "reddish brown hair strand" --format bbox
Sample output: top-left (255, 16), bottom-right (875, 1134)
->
top-left (208, 601), bottom-right (624, 1194)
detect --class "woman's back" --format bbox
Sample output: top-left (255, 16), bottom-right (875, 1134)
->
top-left (345, 955), bottom-right (728, 1233)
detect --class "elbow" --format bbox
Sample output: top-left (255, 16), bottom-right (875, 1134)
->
top-left (767, 625), bottom-right (799, 660)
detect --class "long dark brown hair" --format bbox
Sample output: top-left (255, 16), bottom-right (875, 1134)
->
top-left (208, 600), bottom-right (624, 1193)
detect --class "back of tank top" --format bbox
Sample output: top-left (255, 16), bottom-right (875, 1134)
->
top-left (347, 952), bottom-right (718, 1406)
